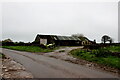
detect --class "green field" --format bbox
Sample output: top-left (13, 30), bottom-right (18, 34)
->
top-left (2, 46), bottom-right (55, 53)
top-left (70, 46), bottom-right (120, 69)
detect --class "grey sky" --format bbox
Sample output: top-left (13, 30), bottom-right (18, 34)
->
top-left (118, 1), bottom-right (120, 42)
top-left (1, 1), bottom-right (118, 42)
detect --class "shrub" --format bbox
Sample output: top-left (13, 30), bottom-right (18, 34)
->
top-left (84, 44), bottom-right (101, 49)
top-left (94, 48), bottom-right (112, 57)
top-left (40, 44), bottom-right (47, 49)
top-left (2, 42), bottom-right (15, 46)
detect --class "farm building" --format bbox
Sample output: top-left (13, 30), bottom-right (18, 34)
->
top-left (79, 37), bottom-right (96, 45)
top-left (34, 34), bottom-right (82, 46)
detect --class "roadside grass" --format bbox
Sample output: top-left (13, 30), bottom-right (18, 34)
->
top-left (70, 47), bottom-right (120, 69)
top-left (0, 52), bottom-right (6, 58)
top-left (104, 46), bottom-right (120, 52)
top-left (0, 53), bottom-right (2, 58)
top-left (2, 46), bottom-right (56, 53)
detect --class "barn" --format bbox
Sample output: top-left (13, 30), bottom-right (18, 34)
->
top-left (34, 34), bottom-right (82, 46)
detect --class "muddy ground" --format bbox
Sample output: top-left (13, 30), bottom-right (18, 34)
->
top-left (0, 55), bottom-right (33, 78)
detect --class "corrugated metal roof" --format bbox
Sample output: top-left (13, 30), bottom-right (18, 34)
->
top-left (56, 36), bottom-right (81, 41)
top-left (38, 34), bottom-right (81, 41)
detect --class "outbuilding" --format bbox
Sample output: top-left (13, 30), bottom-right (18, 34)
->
top-left (34, 34), bottom-right (82, 46)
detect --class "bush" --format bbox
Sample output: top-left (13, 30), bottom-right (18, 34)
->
top-left (40, 44), bottom-right (47, 49)
top-left (84, 44), bottom-right (101, 49)
top-left (94, 48), bottom-right (112, 57)
top-left (2, 42), bottom-right (15, 46)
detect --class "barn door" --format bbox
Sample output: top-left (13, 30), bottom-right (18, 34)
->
top-left (40, 38), bottom-right (47, 45)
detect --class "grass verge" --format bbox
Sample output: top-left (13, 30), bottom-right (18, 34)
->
top-left (2, 46), bottom-right (55, 53)
top-left (70, 48), bottom-right (120, 69)
top-left (105, 46), bottom-right (120, 52)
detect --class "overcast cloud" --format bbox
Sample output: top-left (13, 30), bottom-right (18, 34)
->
top-left (1, 1), bottom-right (118, 42)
